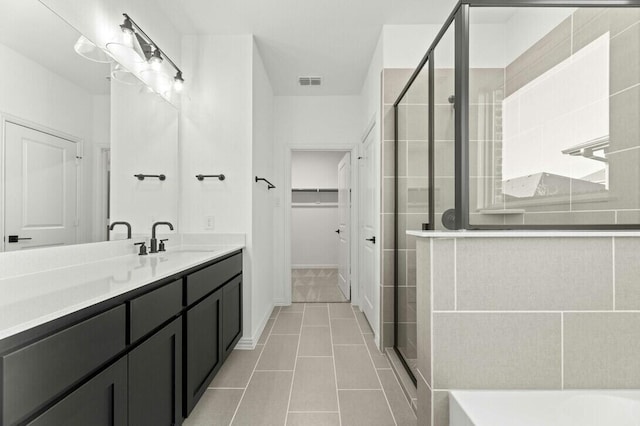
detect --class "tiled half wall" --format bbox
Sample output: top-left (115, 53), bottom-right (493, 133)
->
top-left (416, 235), bottom-right (640, 426)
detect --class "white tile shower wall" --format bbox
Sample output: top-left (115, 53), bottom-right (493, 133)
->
top-left (416, 236), bottom-right (640, 426)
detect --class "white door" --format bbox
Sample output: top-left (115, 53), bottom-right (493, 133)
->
top-left (4, 122), bottom-right (78, 251)
top-left (360, 128), bottom-right (378, 332)
top-left (337, 153), bottom-right (351, 300)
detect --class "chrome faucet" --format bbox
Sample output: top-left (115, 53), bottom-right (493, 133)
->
top-left (150, 221), bottom-right (174, 253)
top-left (109, 221), bottom-right (132, 239)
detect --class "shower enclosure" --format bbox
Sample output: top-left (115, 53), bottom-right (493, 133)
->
top-left (394, 0), bottom-right (640, 383)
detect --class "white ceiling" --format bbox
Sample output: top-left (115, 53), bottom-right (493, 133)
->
top-left (0, 2), bottom-right (110, 96)
top-left (158, 0), bottom-right (457, 96)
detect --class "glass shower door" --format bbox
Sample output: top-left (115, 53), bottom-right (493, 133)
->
top-left (395, 63), bottom-right (429, 381)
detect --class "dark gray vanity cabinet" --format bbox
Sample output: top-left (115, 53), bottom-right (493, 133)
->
top-left (1, 306), bottom-right (126, 426)
top-left (185, 288), bottom-right (223, 415)
top-left (129, 317), bottom-right (182, 426)
top-left (222, 276), bottom-right (243, 361)
top-left (184, 252), bottom-right (243, 416)
top-left (27, 358), bottom-right (128, 426)
top-left (127, 279), bottom-right (183, 426)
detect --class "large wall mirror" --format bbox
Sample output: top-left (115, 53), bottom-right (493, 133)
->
top-left (0, 1), bottom-right (179, 251)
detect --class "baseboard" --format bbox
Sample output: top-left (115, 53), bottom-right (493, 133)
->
top-left (235, 302), bottom-right (275, 350)
top-left (291, 264), bottom-right (338, 269)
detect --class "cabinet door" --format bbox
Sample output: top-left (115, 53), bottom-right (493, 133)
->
top-left (222, 276), bottom-right (243, 361)
top-left (185, 289), bottom-right (222, 416)
top-left (27, 358), bottom-right (127, 426)
top-left (129, 317), bottom-right (182, 426)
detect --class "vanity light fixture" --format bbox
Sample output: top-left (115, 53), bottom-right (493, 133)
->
top-left (110, 13), bottom-right (185, 95)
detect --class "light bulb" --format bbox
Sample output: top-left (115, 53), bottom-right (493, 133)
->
top-left (174, 72), bottom-right (184, 92)
top-left (120, 17), bottom-right (135, 47)
top-left (149, 49), bottom-right (163, 70)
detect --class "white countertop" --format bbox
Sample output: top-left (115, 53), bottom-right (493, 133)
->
top-left (0, 245), bottom-right (243, 341)
top-left (407, 230), bottom-right (640, 238)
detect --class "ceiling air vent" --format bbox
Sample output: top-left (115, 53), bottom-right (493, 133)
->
top-left (298, 76), bottom-right (322, 86)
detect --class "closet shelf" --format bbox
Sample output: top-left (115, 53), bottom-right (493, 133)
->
top-left (292, 202), bottom-right (338, 208)
top-left (291, 188), bottom-right (338, 193)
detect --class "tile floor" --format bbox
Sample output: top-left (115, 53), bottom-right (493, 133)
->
top-left (292, 269), bottom-right (348, 303)
top-left (184, 303), bottom-right (416, 426)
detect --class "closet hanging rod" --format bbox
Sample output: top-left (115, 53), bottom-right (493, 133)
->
top-left (291, 188), bottom-right (338, 193)
top-left (255, 176), bottom-right (276, 190)
top-left (196, 174), bottom-right (225, 181)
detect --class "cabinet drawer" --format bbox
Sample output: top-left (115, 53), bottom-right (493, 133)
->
top-left (2, 305), bottom-right (126, 426)
top-left (186, 253), bottom-right (242, 305)
top-left (129, 280), bottom-right (182, 343)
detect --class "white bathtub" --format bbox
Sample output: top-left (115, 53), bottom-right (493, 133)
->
top-left (449, 390), bottom-right (640, 426)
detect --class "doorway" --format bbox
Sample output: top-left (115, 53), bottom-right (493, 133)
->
top-left (290, 150), bottom-right (351, 303)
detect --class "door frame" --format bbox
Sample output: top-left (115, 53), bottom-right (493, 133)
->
top-left (0, 113), bottom-right (82, 251)
top-left (283, 144), bottom-right (359, 307)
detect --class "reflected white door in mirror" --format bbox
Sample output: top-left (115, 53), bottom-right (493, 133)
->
top-left (0, 1), bottom-right (112, 251)
top-left (4, 122), bottom-right (79, 251)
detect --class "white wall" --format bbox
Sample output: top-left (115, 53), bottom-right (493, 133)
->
top-left (292, 151), bottom-right (345, 188)
top-left (383, 25), bottom-right (440, 69)
top-left (179, 35), bottom-right (253, 235)
top-left (291, 151), bottom-right (344, 268)
top-left (361, 33), bottom-right (383, 130)
top-left (179, 34), bottom-right (255, 341)
top-left (251, 39), bottom-right (276, 342)
top-left (179, 34), bottom-right (276, 346)
top-left (0, 42), bottom-right (105, 245)
top-left (91, 94), bottom-right (111, 242)
top-left (110, 82), bottom-right (179, 233)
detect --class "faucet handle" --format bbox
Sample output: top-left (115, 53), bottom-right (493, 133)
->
top-left (134, 241), bottom-right (148, 256)
top-left (159, 239), bottom-right (169, 252)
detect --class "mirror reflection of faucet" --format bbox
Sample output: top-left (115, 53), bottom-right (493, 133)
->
top-left (109, 221), bottom-right (132, 240)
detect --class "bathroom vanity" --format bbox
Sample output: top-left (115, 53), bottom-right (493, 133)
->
top-left (0, 246), bottom-right (243, 426)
